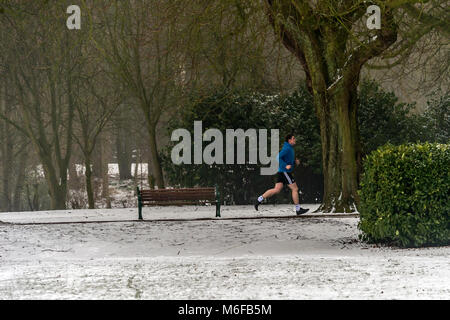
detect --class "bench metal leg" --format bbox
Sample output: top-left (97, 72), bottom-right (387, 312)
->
top-left (216, 202), bottom-right (220, 217)
top-left (137, 187), bottom-right (143, 220)
top-left (215, 185), bottom-right (221, 217)
top-left (138, 202), bottom-right (143, 220)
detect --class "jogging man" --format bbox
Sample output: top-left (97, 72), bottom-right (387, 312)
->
top-left (254, 134), bottom-right (309, 215)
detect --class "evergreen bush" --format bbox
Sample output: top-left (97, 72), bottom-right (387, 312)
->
top-left (358, 143), bottom-right (450, 247)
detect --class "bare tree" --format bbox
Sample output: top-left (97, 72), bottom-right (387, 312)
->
top-left (86, 0), bottom-right (187, 188)
top-left (0, 2), bottom-right (79, 209)
top-left (71, 67), bottom-right (122, 209)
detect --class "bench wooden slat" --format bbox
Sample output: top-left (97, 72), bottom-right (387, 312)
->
top-left (140, 192), bottom-right (215, 195)
top-left (140, 188), bottom-right (215, 201)
top-left (141, 193), bottom-right (215, 199)
top-left (141, 198), bottom-right (215, 202)
top-left (140, 192), bottom-right (215, 196)
top-left (140, 188), bottom-right (215, 193)
top-left (140, 190), bottom-right (215, 194)
top-left (141, 201), bottom-right (217, 206)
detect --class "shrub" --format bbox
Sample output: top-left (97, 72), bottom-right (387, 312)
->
top-left (358, 143), bottom-right (450, 247)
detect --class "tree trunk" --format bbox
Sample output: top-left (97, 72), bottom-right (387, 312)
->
top-left (116, 128), bottom-right (133, 180)
top-left (148, 125), bottom-right (165, 188)
top-left (38, 152), bottom-right (70, 211)
top-left (0, 126), bottom-right (11, 212)
top-left (92, 141), bottom-right (102, 178)
top-left (47, 184), bottom-right (67, 210)
top-left (148, 157), bottom-right (155, 189)
top-left (84, 155), bottom-right (95, 209)
top-left (12, 150), bottom-right (27, 211)
top-left (133, 149), bottom-right (139, 189)
top-left (26, 183), bottom-right (40, 211)
top-left (0, 81), bottom-right (12, 212)
top-left (68, 159), bottom-right (80, 191)
top-left (92, 139), bottom-right (102, 204)
top-left (101, 141), bottom-right (111, 209)
top-left (314, 83), bottom-right (362, 212)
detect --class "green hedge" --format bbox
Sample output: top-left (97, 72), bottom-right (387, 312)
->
top-left (358, 143), bottom-right (450, 247)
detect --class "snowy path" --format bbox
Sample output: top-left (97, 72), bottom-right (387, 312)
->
top-left (0, 204), bottom-right (332, 224)
top-left (0, 207), bottom-right (449, 299)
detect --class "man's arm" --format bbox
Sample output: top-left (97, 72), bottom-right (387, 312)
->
top-left (287, 158), bottom-right (300, 171)
top-left (279, 147), bottom-right (290, 169)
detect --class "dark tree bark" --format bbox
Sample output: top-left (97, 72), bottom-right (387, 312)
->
top-left (0, 82), bottom-right (12, 212)
top-left (147, 124), bottom-right (165, 188)
top-left (84, 153), bottom-right (95, 209)
top-left (116, 128), bottom-right (133, 180)
top-left (100, 133), bottom-right (112, 208)
top-left (12, 150), bottom-right (27, 212)
top-left (68, 159), bottom-right (80, 191)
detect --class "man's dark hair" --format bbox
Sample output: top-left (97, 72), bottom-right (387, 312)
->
top-left (285, 134), bottom-right (294, 142)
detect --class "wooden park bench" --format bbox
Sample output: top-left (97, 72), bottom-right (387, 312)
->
top-left (136, 186), bottom-right (221, 220)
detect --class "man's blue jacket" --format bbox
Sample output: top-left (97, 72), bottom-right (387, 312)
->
top-left (278, 142), bottom-right (295, 173)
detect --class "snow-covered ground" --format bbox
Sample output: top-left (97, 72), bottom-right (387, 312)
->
top-left (0, 205), bottom-right (449, 299)
top-left (0, 204), bottom-right (351, 224)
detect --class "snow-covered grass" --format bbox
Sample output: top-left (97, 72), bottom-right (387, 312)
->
top-left (0, 205), bottom-right (449, 299)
